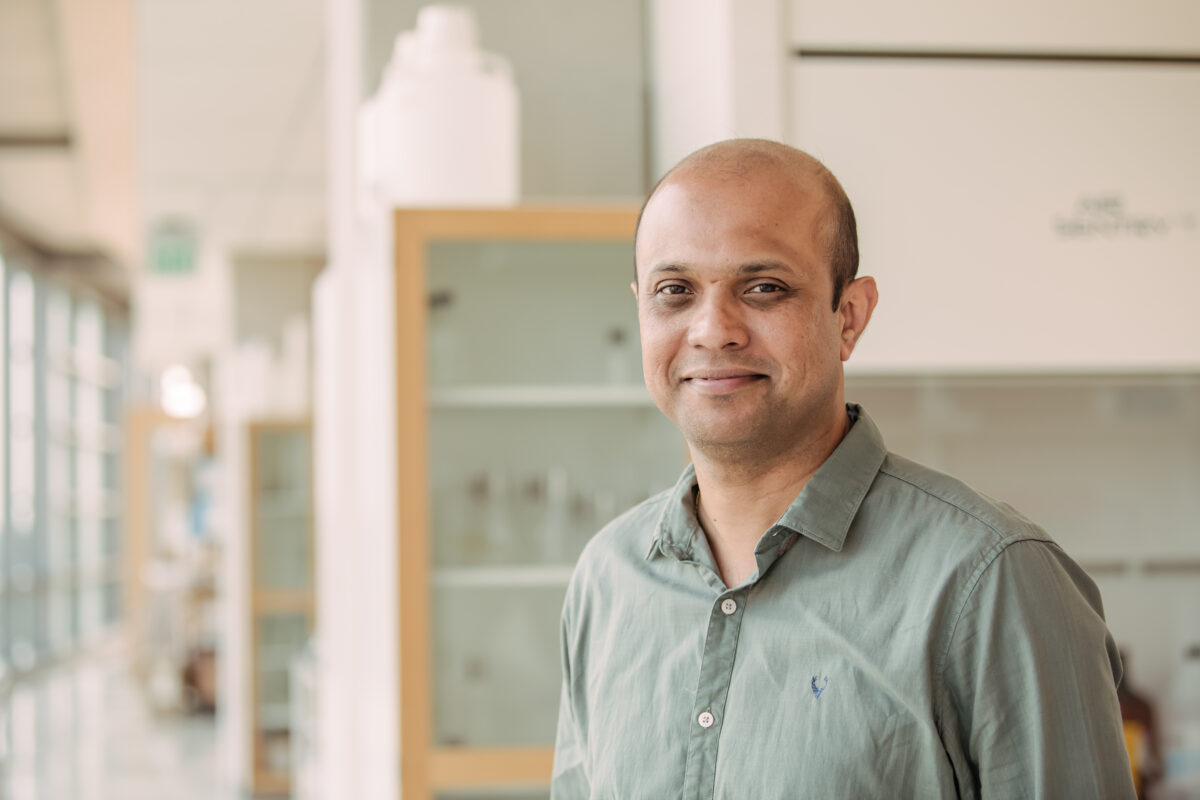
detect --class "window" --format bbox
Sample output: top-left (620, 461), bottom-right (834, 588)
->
top-left (0, 254), bottom-right (128, 671)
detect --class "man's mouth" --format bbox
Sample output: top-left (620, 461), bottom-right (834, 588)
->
top-left (683, 370), bottom-right (767, 394)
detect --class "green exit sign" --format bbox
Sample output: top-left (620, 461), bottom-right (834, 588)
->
top-left (149, 221), bottom-right (197, 275)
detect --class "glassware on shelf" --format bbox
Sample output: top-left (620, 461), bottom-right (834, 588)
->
top-left (541, 466), bottom-right (570, 564)
top-left (484, 469), bottom-right (513, 563)
top-left (428, 289), bottom-right (457, 385)
top-left (516, 474), bottom-right (546, 563)
top-left (443, 469), bottom-right (545, 566)
top-left (605, 326), bottom-right (636, 385)
top-left (434, 462), bottom-right (681, 574)
top-left (432, 479), bottom-right (468, 566)
top-left (458, 473), bottom-right (491, 564)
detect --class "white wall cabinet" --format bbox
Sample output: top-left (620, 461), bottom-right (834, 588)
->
top-left (790, 0), bottom-right (1200, 374)
top-left (792, 59), bottom-right (1200, 374)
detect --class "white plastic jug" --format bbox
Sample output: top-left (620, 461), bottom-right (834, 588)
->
top-left (361, 5), bottom-right (519, 209)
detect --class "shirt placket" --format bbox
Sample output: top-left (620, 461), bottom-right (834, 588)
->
top-left (681, 587), bottom-right (748, 800)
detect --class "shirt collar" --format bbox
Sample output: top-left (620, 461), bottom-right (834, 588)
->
top-left (648, 404), bottom-right (888, 560)
top-left (647, 461), bottom-right (704, 561)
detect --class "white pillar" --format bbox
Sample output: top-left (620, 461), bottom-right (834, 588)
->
top-left (647, 0), bottom-right (789, 178)
top-left (316, 0), bottom-right (399, 798)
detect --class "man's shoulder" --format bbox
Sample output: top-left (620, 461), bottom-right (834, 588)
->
top-left (872, 450), bottom-right (1054, 550)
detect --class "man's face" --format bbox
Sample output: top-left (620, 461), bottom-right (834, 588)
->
top-left (633, 169), bottom-right (854, 458)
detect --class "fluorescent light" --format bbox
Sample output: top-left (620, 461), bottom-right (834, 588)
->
top-left (160, 365), bottom-right (207, 419)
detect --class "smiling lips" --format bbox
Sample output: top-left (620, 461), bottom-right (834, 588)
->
top-left (683, 370), bottom-right (767, 395)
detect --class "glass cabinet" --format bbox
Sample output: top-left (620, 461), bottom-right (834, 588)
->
top-left (393, 209), bottom-right (684, 798)
top-left (248, 420), bottom-right (314, 795)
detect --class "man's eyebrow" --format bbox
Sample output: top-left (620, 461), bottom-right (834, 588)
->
top-left (739, 261), bottom-right (793, 274)
top-left (645, 262), bottom-right (792, 276)
top-left (643, 263), bottom-right (688, 278)
top-left (640, 261), bottom-right (799, 285)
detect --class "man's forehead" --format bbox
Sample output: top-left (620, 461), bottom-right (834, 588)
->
top-left (638, 168), bottom-right (831, 244)
top-left (646, 160), bottom-right (831, 222)
top-left (636, 139), bottom-right (839, 224)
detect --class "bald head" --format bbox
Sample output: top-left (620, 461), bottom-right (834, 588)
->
top-left (635, 139), bottom-right (859, 310)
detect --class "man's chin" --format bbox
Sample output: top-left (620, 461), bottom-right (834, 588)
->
top-left (679, 418), bottom-right (770, 455)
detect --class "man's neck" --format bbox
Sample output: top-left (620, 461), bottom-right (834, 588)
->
top-left (691, 410), bottom-right (850, 588)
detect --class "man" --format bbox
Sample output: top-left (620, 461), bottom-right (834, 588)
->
top-left (552, 139), bottom-right (1134, 798)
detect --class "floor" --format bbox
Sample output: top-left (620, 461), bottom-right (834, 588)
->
top-left (0, 649), bottom-right (235, 800)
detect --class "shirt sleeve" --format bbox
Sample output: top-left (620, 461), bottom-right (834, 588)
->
top-left (551, 588), bottom-right (590, 799)
top-left (939, 539), bottom-right (1136, 799)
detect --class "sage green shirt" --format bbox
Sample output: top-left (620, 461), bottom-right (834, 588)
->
top-left (553, 406), bottom-right (1134, 799)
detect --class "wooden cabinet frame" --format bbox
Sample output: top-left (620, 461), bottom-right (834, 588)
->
top-left (393, 207), bottom-right (638, 798)
top-left (248, 418), bottom-right (315, 796)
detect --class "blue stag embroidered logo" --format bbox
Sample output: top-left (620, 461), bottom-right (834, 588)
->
top-left (811, 676), bottom-right (829, 699)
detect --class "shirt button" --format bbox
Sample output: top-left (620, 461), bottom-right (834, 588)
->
top-left (720, 598), bottom-right (737, 615)
top-left (698, 711), bottom-right (715, 729)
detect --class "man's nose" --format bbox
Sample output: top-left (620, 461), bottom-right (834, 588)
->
top-left (686, 293), bottom-right (748, 350)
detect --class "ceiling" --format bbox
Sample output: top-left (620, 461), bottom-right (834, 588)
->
top-left (0, 0), bottom-right (327, 291)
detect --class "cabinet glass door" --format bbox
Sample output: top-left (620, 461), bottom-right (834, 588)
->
top-left (253, 427), bottom-right (314, 591)
top-left (398, 210), bottom-right (685, 798)
top-left (248, 421), bottom-right (314, 795)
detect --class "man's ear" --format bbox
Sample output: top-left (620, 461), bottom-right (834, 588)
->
top-left (838, 276), bottom-right (878, 362)
top-left (630, 280), bottom-right (638, 300)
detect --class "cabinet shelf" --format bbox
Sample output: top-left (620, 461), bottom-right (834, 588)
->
top-left (1078, 557), bottom-right (1200, 577)
top-left (252, 588), bottom-right (314, 614)
top-left (432, 564), bottom-right (575, 589)
top-left (428, 384), bottom-right (653, 409)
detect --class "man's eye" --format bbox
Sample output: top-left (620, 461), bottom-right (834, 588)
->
top-left (748, 283), bottom-right (784, 293)
top-left (658, 284), bottom-right (688, 296)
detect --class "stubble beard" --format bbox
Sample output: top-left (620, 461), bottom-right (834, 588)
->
top-left (675, 396), bottom-right (807, 473)
top-left (671, 379), bottom-right (845, 477)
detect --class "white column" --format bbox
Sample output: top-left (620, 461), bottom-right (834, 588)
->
top-left (317, 0), bottom-right (402, 797)
top-left (647, 0), bottom-right (789, 178)
top-left (315, 0), bottom-right (399, 799)
top-left (349, 213), bottom-right (398, 800)
top-left (214, 361), bottom-right (250, 793)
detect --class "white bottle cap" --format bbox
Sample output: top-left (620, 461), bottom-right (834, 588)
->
top-left (415, 4), bottom-right (480, 67)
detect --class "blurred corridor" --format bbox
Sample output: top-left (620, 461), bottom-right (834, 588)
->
top-left (1, 645), bottom-right (226, 800)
